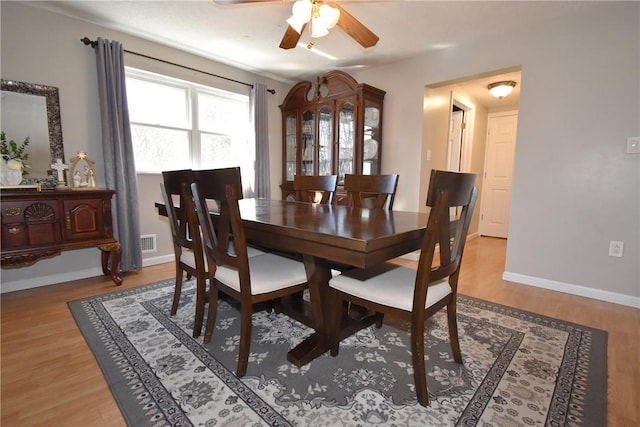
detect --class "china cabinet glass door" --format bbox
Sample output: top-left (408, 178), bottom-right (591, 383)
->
top-left (337, 100), bottom-right (355, 184)
top-left (363, 99), bottom-right (381, 175)
top-left (301, 109), bottom-right (315, 176)
top-left (318, 104), bottom-right (333, 176)
top-left (284, 113), bottom-right (297, 181)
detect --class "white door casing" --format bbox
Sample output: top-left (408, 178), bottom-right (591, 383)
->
top-left (479, 111), bottom-right (518, 238)
top-left (448, 109), bottom-right (464, 172)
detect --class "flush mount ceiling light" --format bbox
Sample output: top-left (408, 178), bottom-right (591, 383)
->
top-left (488, 81), bottom-right (517, 99)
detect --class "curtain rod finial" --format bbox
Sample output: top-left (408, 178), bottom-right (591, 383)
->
top-left (81, 37), bottom-right (97, 48)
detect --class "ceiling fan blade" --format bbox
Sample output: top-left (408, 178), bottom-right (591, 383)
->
top-left (332, 3), bottom-right (379, 48)
top-left (279, 24), bottom-right (305, 49)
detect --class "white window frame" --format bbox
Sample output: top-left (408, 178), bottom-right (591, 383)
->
top-left (125, 67), bottom-right (254, 189)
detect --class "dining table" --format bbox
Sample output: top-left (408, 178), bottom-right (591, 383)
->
top-left (155, 197), bottom-right (428, 367)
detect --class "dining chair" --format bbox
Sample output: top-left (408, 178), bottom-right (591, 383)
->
top-left (341, 173), bottom-right (400, 322)
top-left (189, 167), bottom-right (309, 377)
top-left (343, 173), bottom-right (399, 210)
top-left (160, 169), bottom-right (210, 338)
top-left (328, 169), bottom-right (478, 406)
top-left (293, 174), bottom-right (338, 204)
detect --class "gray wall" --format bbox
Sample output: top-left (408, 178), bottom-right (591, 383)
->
top-left (1, 2), bottom-right (638, 308)
top-left (352, 2), bottom-right (639, 306)
top-left (0, 2), bottom-right (287, 291)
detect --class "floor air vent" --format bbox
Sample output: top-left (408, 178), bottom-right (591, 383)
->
top-left (140, 234), bottom-right (157, 253)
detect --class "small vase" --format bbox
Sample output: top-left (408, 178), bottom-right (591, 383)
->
top-left (0, 169), bottom-right (23, 186)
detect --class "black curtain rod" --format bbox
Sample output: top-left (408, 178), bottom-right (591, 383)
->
top-left (80, 37), bottom-right (275, 94)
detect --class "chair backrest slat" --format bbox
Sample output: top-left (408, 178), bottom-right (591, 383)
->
top-left (191, 167), bottom-right (248, 276)
top-left (161, 169), bottom-right (195, 249)
top-left (343, 174), bottom-right (399, 210)
top-left (417, 170), bottom-right (477, 292)
top-left (293, 175), bottom-right (338, 204)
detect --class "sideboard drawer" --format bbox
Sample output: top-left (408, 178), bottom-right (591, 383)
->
top-left (2, 224), bottom-right (28, 248)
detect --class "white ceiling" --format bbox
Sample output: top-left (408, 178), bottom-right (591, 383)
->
top-left (27, 1), bottom-right (605, 107)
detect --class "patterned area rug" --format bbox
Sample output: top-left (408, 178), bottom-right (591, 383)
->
top-left (68, 279), bottom-right (607, 426)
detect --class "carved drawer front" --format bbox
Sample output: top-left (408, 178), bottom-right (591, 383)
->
top-left (1, 201), bottom-right (61, 249)
top-left (63, 199), bottom-right (106, 240)
top-left (2, 224), bottom-right (28, 248)
top-left (2, 203), bottom-right (27, 224)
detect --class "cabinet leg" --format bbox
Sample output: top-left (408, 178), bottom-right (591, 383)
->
top-left (99, 242), bottom-right (123, 286)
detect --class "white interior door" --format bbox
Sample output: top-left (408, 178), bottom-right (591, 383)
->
top-left (479, 111), bottom-right (518, 238)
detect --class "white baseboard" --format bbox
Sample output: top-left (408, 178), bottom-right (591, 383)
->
top-left (142, 254), bottom-right (174, 267)
top-left (1, 266), bottom-right (106, 293)
top-left (0, 254), bottom-right (175, 294)
top-left (502, 271), bottom-right (640, 308)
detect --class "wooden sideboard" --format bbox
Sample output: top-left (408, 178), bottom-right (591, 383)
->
top-left (0, 189), bottom-right (122, 286)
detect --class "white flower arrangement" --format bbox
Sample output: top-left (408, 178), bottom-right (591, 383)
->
top-left (0, 130), bottom-right (31, 178)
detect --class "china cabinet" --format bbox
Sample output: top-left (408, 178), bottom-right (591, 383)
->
top-left (280, 70), bottom-right (385, 201)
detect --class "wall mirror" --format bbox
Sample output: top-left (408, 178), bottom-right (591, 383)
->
top-left (1, 79), bottom-right (64, 179)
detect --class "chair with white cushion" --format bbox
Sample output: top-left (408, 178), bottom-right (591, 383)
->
top-left (328, 169), bottom-right (478, 406)
top-left (189, 167), bottom-right (309, 377)
top-left (161, 169), bottom-right (210, 338)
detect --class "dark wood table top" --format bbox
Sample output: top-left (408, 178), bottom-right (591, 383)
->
top-left (236, 198), bottom-right (428, 268)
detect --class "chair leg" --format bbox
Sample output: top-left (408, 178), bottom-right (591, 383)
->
top-left (411, 319), bottom-right (429, 407)
top-left (236, 304), bottom-right (252, 377)
top-left (374, 312), bottom-right (384, 328)
top-left (192, 275), bottom-right (206, 338)
top-left (170, 267), bottom-right (183, 316)
top-left (203, 286), bottom-right (219, 344)
top-left (447, 300), bottom-right (463, 363)
top-left (328, 292), bottom-right (342, 356)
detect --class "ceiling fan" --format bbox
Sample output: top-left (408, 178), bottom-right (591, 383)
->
top-left (213, 0), bottom-right (379, 50)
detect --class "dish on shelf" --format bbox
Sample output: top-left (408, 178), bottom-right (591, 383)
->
top-left (363, 139), bottom-right (378, 160)
top-left (364, 107), bottom-right (379, 127)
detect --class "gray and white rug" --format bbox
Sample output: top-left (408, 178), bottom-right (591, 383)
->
top-left (68, 279), bottom-right (607, 426)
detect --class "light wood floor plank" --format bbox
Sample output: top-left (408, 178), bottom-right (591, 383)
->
top-left (1, 237), bottom-right (637, 426)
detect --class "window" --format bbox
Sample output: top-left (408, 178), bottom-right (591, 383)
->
top-left (125, 68), bottom-right (254, 192)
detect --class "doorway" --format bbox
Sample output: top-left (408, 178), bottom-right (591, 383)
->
top-left (423, 67), bottom-right (521, 238)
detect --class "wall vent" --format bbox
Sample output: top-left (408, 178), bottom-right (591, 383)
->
top-left (140, 234), bottom-right (157, 253)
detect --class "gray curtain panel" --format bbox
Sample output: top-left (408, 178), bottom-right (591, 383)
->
top-left (94, 38), bottom-right (142, 272)
top-left (252, 82), bottom-right (270, 199)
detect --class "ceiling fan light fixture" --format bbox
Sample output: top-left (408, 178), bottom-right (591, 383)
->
top-left (488, 81), bottom-right (517, 99)
top-left (319, 4), bottom-right (340, 29)
top-left (311, 15), bottom-right (329, 38)
top-left (287, 0), bottom-right (312, 34)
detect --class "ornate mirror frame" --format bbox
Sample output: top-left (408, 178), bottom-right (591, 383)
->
top-left (1, 79), bottom-right (65, 165)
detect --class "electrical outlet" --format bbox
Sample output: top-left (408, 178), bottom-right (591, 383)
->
top-left (628, 137), bottom-right (640, 154)
top-left (608, 240), bottom-right (624, 258)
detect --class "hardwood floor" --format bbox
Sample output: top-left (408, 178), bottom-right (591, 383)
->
top-left (1, 237), bottom-right (638, 426)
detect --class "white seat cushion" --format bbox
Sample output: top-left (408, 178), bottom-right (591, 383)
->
top-left (246, 245), bottom-right (266, 258)
top-left (227, 241), bottom-right (265, 258)
top-left (214, 253), bottom-right (308, 295)
top-left (329, 263), bottom-right (451, 312)
top-left (179, 248), bottom-right (197, 269)
top-left (179, 242), bottom-right (263, 272)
